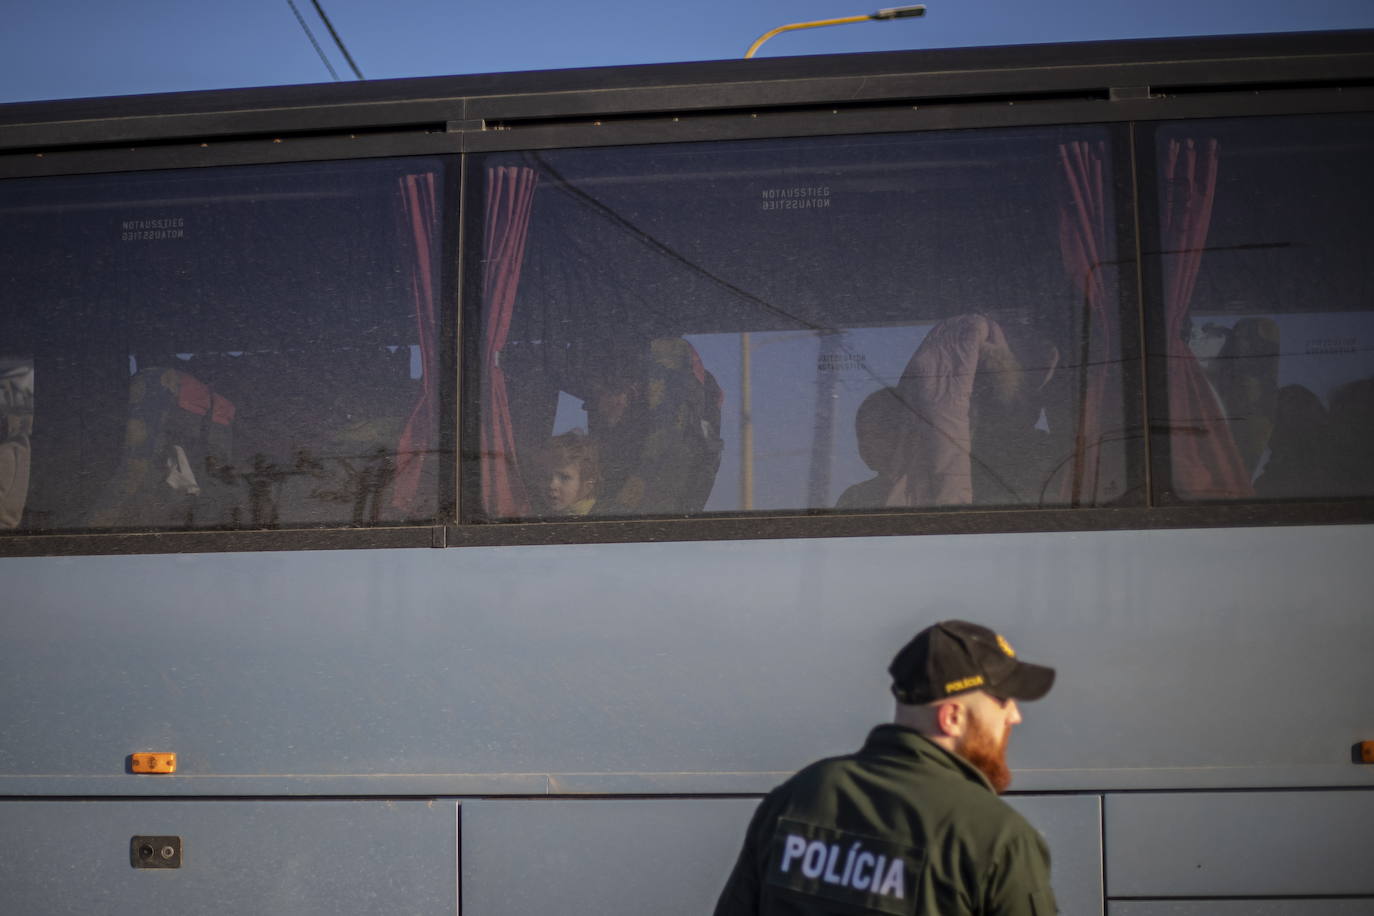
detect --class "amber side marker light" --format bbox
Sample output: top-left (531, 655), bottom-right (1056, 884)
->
top-left (1362, 741), bottom-right (1374, 764)
top-left (130, 753), bottom-right (177, 774)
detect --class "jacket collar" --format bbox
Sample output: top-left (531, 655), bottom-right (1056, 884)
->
top-left (861, 723), bottom-right (997, 794)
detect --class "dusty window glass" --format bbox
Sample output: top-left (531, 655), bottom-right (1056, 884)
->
top-left (1145, 115), bottom-right (1374, 502)
top-left (467, 126), bottom-right (1139, 522)
top-left (0, 157), bottom-right (449, 533)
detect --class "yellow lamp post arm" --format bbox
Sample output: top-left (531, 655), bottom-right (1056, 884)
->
top-left (744, 6), bottom-right (926, 59)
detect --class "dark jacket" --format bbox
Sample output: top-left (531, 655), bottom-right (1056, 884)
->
top-left (713, 724), bottom-right (1058, 915)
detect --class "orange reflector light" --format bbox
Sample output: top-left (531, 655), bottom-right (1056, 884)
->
top-left (1363, 742), bottom-right (1374, 764)
top-left (130, 753), bottom-right (177, 774)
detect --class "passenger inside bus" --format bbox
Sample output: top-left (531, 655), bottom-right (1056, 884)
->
top-left (1253, 384), bottom-right (1330, 499)
top-left (1189, 317), bottom-right (1373, 499)
top-left (539, 430), bottom-right (599, 517)
top-left (85, 366), bottom-right (237, 530)
top-left (1207, 317), bottom-right (1281, 478)
top-left (889, 313), bottom-right (1065, 508)
top-left (968, 319), bottom-right (1068, 506)
top-left (1330, 376), bottom-right (1374, 496)
top-left (74, 346), bottom-right (420, 531)
top-left (581, 337), bottom-right (722, 516)
top-left (0, 358), bottom-right (34, 529)
top-left (834, 386), bottom-right (911, 511)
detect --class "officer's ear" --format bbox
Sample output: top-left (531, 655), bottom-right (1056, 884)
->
top-left (934, 698), bottom-right (967, 738)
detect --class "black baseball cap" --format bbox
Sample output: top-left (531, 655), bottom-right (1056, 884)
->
top-left (889, 620), bottom-right (1055, 705)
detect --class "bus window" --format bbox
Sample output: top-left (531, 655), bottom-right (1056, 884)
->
top-left (1144, 114), bottom-right (1374, 503)
top-left (0, 158), bottom-right (450, 533)
top-left (467, 126), bottom-right (1142, 521)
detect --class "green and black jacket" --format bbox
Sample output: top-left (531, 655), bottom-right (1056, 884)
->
top-left (713, 724), bottom-right (1058, 915)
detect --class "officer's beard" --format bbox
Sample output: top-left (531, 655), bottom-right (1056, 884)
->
top-left (958, 710), bottom-right (1013, 794)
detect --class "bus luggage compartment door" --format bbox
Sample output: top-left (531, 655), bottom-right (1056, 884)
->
top-left (0, 799), bottom-right (454, 914)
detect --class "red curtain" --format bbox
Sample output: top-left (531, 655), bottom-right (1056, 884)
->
top-left (480, 166), bottom-right (539, 517)
top-left (391, 172), bottom-right (439, 514)
top-left (1159, 138), bottom-right (1253, 499)
top-left (1056, 140), bottom-right (1113, 506)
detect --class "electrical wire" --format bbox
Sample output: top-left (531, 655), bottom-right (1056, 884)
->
top-left (308, 0), bottom-right (365, 80)
top-left (285, 0), bottom-right (341, 81)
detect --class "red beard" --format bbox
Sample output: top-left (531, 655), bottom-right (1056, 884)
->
top-left (958, 710), bottom-right (1012, 793)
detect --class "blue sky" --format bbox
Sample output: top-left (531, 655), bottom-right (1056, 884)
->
top-left (2, 0), bottom-right (1372, 105)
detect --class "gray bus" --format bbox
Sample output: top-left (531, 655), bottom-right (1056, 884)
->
top-left (2, 29), bottom-right (1372, 915)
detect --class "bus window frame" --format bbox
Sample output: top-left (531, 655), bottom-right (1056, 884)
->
top-left (1, 31), bottom-right (1372, 557)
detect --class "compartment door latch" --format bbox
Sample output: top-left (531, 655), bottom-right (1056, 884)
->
top-left (131, 836), bottom-right (182, 869)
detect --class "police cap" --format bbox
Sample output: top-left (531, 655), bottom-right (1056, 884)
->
top-left (889, 620), bottom-right (1055, 705)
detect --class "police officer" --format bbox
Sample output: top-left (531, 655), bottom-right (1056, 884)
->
top-left (713, 620), bottom-right (1058, 915)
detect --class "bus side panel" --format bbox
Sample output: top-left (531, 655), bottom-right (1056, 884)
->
top-left (0, 800), bottom-right (455, 914)
top-left (460, 799), bottom-right (756, 916)
top-left (1, 525), bottom-right (1372, 788)
top-left (1105, 791), bottom-right (1374, 898)
top-left (1109, 903), bottom-right (1374, 915)
top-left (1005, 795), bottom-right (1103, 916)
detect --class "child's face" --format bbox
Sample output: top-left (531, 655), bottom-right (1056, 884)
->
top-left (546, 462), bottom-right (592, 512)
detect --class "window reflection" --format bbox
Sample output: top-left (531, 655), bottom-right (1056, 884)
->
top-left (470, 127), bottom-right (1139, 521)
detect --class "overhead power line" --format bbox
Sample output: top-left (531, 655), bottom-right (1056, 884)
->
top-left (308, 0), bottom-right (365, 80)
top-left (285, 0), bottom-right (341, 81)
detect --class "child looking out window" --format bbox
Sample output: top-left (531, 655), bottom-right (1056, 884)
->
top-left (540, 430), bottom-right (599, 517)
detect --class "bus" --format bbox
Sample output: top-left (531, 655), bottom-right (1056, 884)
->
top-left (1, 28), bottom-right (1371, 915)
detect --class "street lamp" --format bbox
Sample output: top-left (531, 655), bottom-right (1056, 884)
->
top-left (744, 5), bottom-right (927, 59)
